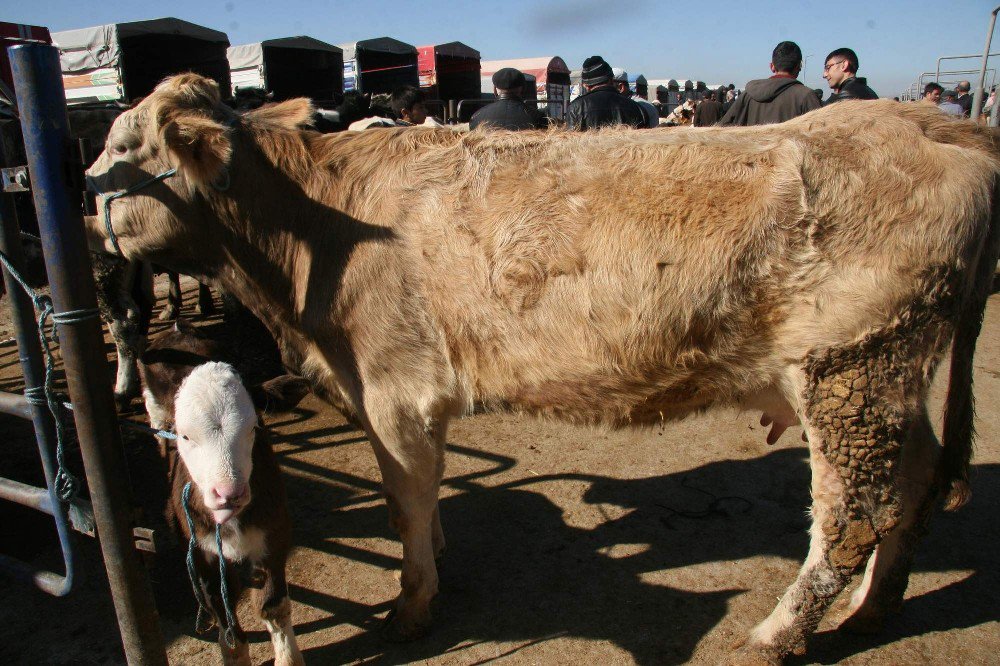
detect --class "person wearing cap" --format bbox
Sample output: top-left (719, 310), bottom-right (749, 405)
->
top-left (613, 67), bottom-right (659, 128)
top-left (470, 68), bottom-right (546, 131)
top-left (821, 48), bottom-right (878, 104)
top-left (938, 90), bottom-right (964, 116)
top-left (718, 41), bottom-right (820, 126)
top-left (693, 91), bottom-right (723, 126)
top-left (566, 56), bottom-right (646, 130)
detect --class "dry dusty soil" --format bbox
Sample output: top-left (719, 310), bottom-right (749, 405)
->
top-left (1, 275), bottom-right (999, 665)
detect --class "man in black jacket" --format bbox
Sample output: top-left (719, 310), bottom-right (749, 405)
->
top-left (717, 41), bottom-right (820, 126)
top-left (470, 68), bottom-right (546, 131)
top-left (822, 48), bottom-right (878, 104)
top-left (566, 55), bottom-right (646, 130)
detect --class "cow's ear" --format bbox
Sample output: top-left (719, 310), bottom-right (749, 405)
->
top-left (158, 113), bottom-right (232, 190)
top-left (249, 375), bottom-right (311, 414)
top-left (245, 98), bottom-right (316, 130)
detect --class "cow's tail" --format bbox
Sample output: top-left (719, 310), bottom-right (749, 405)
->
top-left (940, 175), bottom-right (1000, 511)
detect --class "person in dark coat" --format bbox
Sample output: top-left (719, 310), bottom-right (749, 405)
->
top-left (821, 48), bottom-right (878, 104)
top-left (566, 55), bottom-right (646, 130)
top-left (717, 41), bottom-right (820, 126)
top-left (469, 68), bottom-right (546, 131)
top-left (693, 91), bottom-right (723, 126)
top-left (955, 81), bottom-right (974, 117)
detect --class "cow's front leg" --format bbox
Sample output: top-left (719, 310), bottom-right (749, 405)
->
top-left (366, 402), bottom-right (447, 641)
top-left (198, 282), bottom-right (216, 315)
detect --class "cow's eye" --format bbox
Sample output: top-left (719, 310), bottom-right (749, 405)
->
top-left (111, 144), bottom-right (128, 156)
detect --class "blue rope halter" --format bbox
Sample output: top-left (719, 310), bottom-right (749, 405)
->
top-left (100, 168), bottom-right (177, 256)
top-left (182, 481), bottom-right (238, 649)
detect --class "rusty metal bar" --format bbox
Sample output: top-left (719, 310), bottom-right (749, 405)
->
top-left (10, 43), bottom-right (168, 665)
top-left (0, 389), bottom-right (33, 418)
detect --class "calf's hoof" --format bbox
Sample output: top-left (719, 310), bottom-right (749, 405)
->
top-left (381, 607), bottom-right (431, 643)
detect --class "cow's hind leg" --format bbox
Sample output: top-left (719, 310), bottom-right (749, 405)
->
top-left (366, 401), bottom-right (447, 641)
top-left (733, 344), bottom-right (931, 664)
top-left (838, 406), bottom-right (939, 633)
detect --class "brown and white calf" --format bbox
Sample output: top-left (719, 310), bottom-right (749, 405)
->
top-left (139, 323), bottom-right (308, 666)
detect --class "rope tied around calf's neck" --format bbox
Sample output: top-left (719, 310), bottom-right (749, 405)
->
top-left (100, 168), bottom-right (177, 256)
top-left (182, 482), bottom-right (238, 649)
top-left (0, 248), bottom-right (86, 501)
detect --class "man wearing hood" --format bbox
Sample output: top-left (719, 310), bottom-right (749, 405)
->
top-left (717, 41), bottom-right (820, 126)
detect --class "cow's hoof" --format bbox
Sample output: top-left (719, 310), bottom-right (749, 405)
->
top-left (838, 606), bottom-right (887, 635)
top-left (381, 607), bottom-right (431, 643)
top-left (158, 306), bottom-right (178, 321)
top-left (724, 644), bottom-right (784, 666)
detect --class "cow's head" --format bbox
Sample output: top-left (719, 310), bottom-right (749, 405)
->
top-left (173, 362), bottom-right (310, 524)
top-left (174, 362), bottom-right (257, 524)
top-left (84, 74), bottom-right (237, 261)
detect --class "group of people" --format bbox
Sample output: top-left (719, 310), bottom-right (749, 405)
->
top-left (378, 41), bottom-right (980, 133)
top-left (469, 42), bottom-right (881, 132)
top-left (921, 81), bottom-right (978, 118)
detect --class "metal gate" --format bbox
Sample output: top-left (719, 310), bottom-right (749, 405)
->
top-left (0, 43), bottom-right (167, 664)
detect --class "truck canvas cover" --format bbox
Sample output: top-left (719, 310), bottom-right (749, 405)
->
top-left (338, 36), bottom-right (417, 94)
top-left (53, 17), bottom-right (230, 104)
top-left (228, 37), bottom-right (343, 101)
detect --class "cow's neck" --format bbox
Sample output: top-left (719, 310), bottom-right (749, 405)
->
top-left (190, 132), bottom-right (399, 372)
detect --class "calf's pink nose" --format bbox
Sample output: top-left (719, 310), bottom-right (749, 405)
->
top-left (212, 482), bottom-right (248, 504)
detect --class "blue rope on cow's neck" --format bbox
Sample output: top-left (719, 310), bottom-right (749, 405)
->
top-left (182, 481), bottom-right (238, 649)
top-left (100, 168), bottom-right (176, 257)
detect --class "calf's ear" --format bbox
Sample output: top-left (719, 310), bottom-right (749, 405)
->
top-left (249, 375), bottom-right (311, 414)
top-left (157, 112), bottom-right (232, 192)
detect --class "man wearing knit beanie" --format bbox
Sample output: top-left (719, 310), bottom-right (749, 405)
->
top-left (567, 55), bottom-right (646, 130)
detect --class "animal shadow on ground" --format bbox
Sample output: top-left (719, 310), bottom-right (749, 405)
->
top-left (285, 438), bottom-right (1000, 665)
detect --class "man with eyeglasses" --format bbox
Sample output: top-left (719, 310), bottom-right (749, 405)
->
top-left (717, 41), bottom-right (820, 126)
top-left (821, 48), bottom-right (878, 104)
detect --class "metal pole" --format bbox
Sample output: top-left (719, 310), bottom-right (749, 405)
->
top-left (973, 7), bottom-right (1000, 120)
top-left (0, 119), bottom-right (76, 598)
top-left (9, 44), bottom-right (168, 666)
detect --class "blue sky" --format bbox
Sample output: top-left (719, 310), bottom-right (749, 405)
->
top-left (8, 0), bottom-right (999, 98)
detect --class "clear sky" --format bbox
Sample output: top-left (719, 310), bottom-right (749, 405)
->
top-left (8, 0), bottom-right (1000, 98)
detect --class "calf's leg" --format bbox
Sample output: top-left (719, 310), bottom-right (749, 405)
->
top-left (198, 282), bottom-right (216, 315)
top-left (159, 270), bottom-right (182, 321)
top-left (256, 561), bottom-right (303, 666)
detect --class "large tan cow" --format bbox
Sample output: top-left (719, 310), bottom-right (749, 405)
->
top-left (84, 74), bottom-right (1000, 664)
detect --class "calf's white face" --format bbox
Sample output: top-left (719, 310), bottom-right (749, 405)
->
top-left (175, 362), bottom-right (257, 524)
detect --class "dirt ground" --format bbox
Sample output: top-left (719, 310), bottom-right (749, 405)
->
top-left (1, 275), bottom-right (999, 666)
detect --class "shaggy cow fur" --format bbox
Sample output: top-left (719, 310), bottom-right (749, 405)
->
top-left (84, 73), bottom-right (1000, 664)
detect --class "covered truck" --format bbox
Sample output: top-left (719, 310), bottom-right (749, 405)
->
top-left (53, 17), bottom-right (230, 104)
top-left (228, 36), bottom-right (343, 102)
top-left (339, 37), bottom-right (418, 94)
top-left (417, 41), bottom-right (480, 105)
